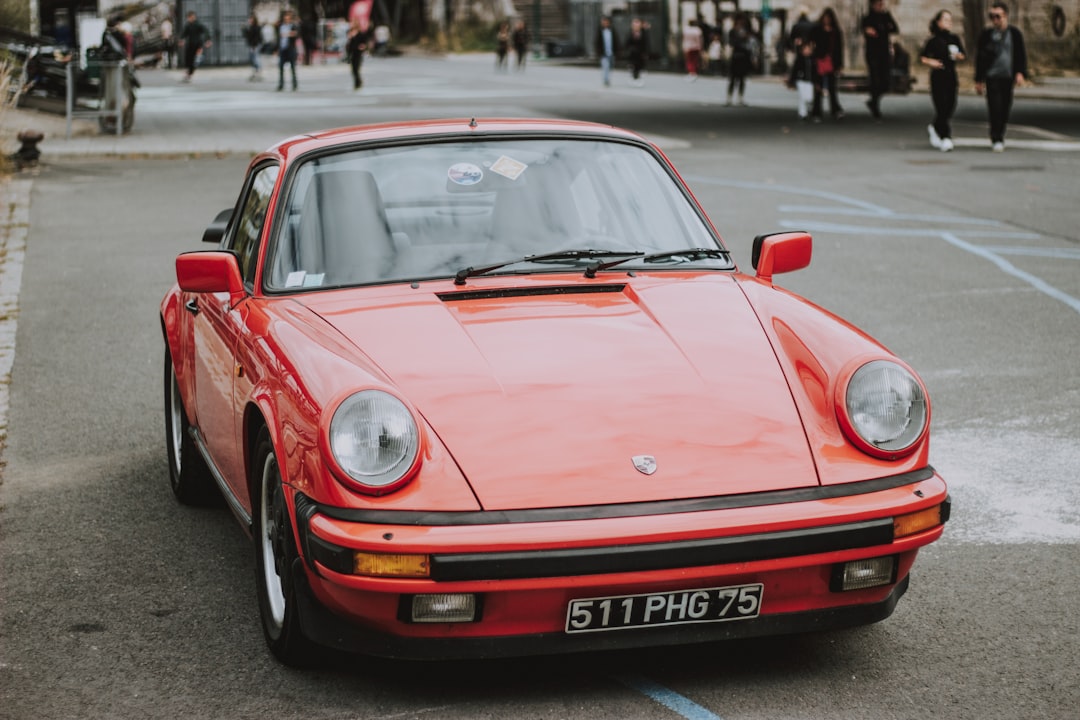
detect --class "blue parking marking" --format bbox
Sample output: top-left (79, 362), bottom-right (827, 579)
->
top-left (614, 674), bottom-right (724, 720)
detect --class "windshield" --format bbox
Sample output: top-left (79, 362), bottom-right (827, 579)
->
top-left (265, 137), bottom-right (729, 290)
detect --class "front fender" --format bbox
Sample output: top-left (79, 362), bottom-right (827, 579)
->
top-left (736, 275), bottom-right (931, 484)
top-left (238, 299), bottom-right (483, 516)
top-left (160, 285), bottom-right (195, 415)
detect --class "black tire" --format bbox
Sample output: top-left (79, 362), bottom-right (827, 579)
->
top-left (252, 426), bottom-right (317, 666)
top-left (164, 349), bottom-right (218, 505)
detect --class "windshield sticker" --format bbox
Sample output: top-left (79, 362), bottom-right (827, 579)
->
top-left (447, 162), bottom-right (484, 186)
top-left (285, 271), bottom-right (306, 287)
top-left (490, 155), bottom-right (527, 180)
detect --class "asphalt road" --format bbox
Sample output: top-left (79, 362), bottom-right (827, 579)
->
top-left (1, 54), bottom-right (1079, 719)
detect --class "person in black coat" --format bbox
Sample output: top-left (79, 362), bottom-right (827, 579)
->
top-left (626, 17), bottom-right (649, 85)
top-left (811, 8), bottom-right (844, 119)
top-left (786, 40), bottom-right (821, 120)
top-left (346, 18), bottom-right (371, 90)
top-left (975, 2), bottom-right (1028, 151)
top-left (861, 0), bottom-right (899, 118)
top-left (920, 10), bottom-right (965, 151)
top-left (275, 10), bottom-right (300, 91)
top-left (595, 16), bottom-right (620, 87)
top-left (178, 10), bottom-right (211, 82)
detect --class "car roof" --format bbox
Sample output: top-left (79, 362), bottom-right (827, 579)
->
top-left (268, 118), bottom-right (649, 161)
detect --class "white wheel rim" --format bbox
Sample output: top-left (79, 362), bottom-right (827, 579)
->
top-left (168, 371), bottom-right (183, 476)
top-left (260, 453), bottom-right (287, 628)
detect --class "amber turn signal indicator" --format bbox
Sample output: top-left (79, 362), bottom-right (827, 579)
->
top-left (354, 552), bottom-right (431, 577)
top-left (894, 505), bottom-right (943, 539)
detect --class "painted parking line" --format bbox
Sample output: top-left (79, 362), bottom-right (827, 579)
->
top-left (614, 674), bottom-right (724, 720)
top-left (689, 177), bottom-right (1079, 316)
top-left (938, 231), bottom-right (1080, 315)
top-left (950, 138), bottom-right (1080, 151)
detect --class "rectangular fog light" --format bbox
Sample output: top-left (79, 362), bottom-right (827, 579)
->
top-left (833, 556), bottom-right (896, 592)
top-left (410, 593), bottom-right (478, 623)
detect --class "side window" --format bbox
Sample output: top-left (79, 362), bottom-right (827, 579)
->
top-left (228, 164), bottom-right (279, 286)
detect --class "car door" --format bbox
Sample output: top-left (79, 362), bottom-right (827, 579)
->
top-left (191, 163), bottom-right (279, 505)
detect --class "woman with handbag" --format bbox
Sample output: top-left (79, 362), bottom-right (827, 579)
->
top-left (811, 8), bottom-right (845, 120)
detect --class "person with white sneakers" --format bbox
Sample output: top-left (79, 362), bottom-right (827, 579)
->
top-left (920, 9), bottom-right (965, 152)
top-left (975, 3), bottom-right (1028, 152)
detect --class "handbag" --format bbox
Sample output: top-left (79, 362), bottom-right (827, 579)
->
top-left (815, 55), bottom-right (834, 75)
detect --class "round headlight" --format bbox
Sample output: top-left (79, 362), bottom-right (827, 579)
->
top-left (329, 390), bottom-right (419, 490)
top-left (844, 360), bottom-right (927, 454)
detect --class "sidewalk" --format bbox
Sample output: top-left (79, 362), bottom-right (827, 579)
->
top-left (2, 56), bottom-right (1078, 161)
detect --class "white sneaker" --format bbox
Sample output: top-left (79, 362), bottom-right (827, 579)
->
top-left (992, 141), bottom-right (1005, 152)
top-left (928, 125), bottom-right (942, 149)
top-left (940, 138), bottom-right (954, 152)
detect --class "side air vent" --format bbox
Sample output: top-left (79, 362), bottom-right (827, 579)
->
top-left (437, 284), bottom-right (627, 302)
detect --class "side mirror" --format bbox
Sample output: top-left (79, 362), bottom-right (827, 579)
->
top-left (202, 208), bottom-right (234, 244)
top-left (752, 231), bottom-right (812, 284)
top-left (176, 251), bottom-right (246, 305)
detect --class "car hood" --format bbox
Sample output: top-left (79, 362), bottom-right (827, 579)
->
top-left (302, 276), bottom-right (819, 510)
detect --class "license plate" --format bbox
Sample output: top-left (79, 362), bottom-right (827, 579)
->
top-left (565, 583), bottom-right (763, 634)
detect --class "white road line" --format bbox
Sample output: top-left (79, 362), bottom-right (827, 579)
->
top-left (938, 231), bottom-right (1080, 315)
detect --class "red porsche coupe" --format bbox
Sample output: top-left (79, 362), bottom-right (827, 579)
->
top-left (161, 118), bottom-right (949, 665)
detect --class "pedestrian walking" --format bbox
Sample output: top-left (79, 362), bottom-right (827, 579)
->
top-left (862, 0), bottom-right (899, 119)
top-left (244, 14), bottom-right (263, 81)
top-left (682, 19), bottom-right (703, 81)
top-left (178, 10), bottom-right (211, 83)
top-left (788, 5), bottom-right (814, 54)
top-left (626, 17), bottom-right (649, 86)
top-left (726, 13), bottom-right (756, 104)
top-left (787, 40), bottom-right (820, 121)
top-left (512, 20), bottom-right (528, 71)
top-left (811, 8), bottom-right (845, 119)
top-left (595, 16), bottom-right (619, 87)
top-left (495, 21), bottom-right (510, 71)
top-left (276, 10), bottom-right (300, 91)
top-left (707, 30), bottom-right (723, 76)
top-left (920, 10), bottom-right (965, 152)
top-left (347, 17), bottom-right (371, 90)
top-left (975, 2), bottom-right (1028, 152)
top-left (300, 15), bottom-right (317, 66)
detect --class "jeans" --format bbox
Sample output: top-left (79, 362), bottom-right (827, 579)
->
top-left (278, 48), bottom-right (297, 89)
top-left (601, 55), bottom-right (612, 86)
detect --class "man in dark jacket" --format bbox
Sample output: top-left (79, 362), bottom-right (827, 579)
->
top-left (975, 2), bottom-right (1028, 151)
top-left (861, 0), bottom-right (898, 118)
top-left (595, 16), bottom-right (620, 87)
top-left (178, 10), bottom-right (211, 82)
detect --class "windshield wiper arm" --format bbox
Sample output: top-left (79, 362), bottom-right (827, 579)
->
top-left (454, 250), bottom-right (643, 285)
top-left (583, 247), bottom-right (732, 277)
top-left (641, 248), bottom-right (732, 263)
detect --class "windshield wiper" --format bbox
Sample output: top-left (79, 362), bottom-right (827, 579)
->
top-left (642, 247), bottom-right (732, 263)
top-left (454, 250), bottom-right (643, 285)
top-left (583, 247), bottom-right (732, 277)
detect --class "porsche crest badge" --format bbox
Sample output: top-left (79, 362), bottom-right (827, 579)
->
top-left (632, 455), bottom-right (657, 475)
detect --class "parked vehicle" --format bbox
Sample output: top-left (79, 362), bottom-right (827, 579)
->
top-left (162, 118), bottom-right (949, 665)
